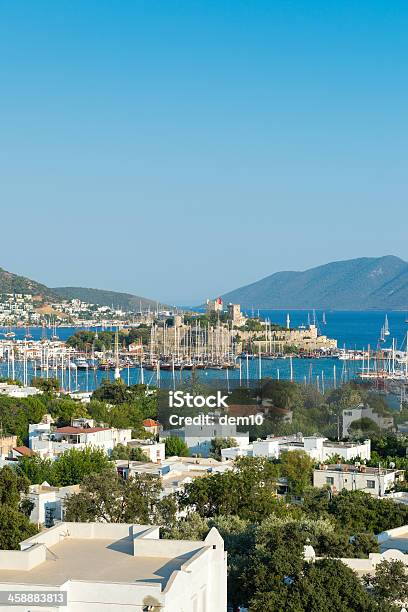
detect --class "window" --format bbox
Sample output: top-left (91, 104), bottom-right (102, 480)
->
top-left (366, 480), bottom-right (376, 489)
top-left (326, 477), bottom-right (334, 485)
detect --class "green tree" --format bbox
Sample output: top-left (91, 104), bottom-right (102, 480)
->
top-left (0, 395), bottom-right (47, 442)
top-left (163, 512), bottom-right (209, 541)
top-left (86, 400), bottom-right (109, 423)
top-left (349, 417), bottom-right (382, 436)
top-left (47, 398), bottom-right (88, 427)
top-left (31, 377), bottom-right (60, 394)
top-left (0, 466), bottom-right (38, 550)
top-left (209, 437), bottom-right (237, 460)
top-left (17, 455), bottom-right (54, 485)
top-left (51, 447), bottom-right (111, 486)
top-left (165, 436), bottom-right (189, 457)
top-left (17, 448), bottom-right (112, 486)
top-left (109, 444), bottom-right (150, 462)
top-left (280, 450), bottom-right (314, 496)
top-left (92, 379), bottom-right (130, 404)
top-left (0, 505), bottom-right (37, 550)
top-left (180, 457), bottom-right (280, 521)
top-left (0, 466), bottom-right (31, 507)
top-left (247, 532), bottom-right (375, 611)
top-left (364, 559), bottom-right (408, 607)
top-left (260, 379), bottom-right (302, 411)
top-left (64, 469), bottom-right (162, 523)
top-left (292, 558), bottom-right (374, 612)
top-left (328, 490), bottom-right (408, 534)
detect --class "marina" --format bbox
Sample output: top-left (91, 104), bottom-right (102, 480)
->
top-left (1, 309), bottom-right (408, 394)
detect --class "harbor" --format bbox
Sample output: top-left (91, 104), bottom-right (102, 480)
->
top-left (1, 306), bottom-right (407, 394)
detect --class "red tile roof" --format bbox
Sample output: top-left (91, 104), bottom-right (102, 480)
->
top-left (13, 446), bottom-right (35, 457)
top-left (143, 419), bottom-right (160, 427)
top-left (227, 404), bottom-right (262, 417)
top-left (54, 426), bottom-right (109, 434)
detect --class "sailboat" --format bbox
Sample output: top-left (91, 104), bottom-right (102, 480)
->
top-left (4, 326), bottom-right (15, 338)
top-left (380, 326), bottom-right (386, 343)
top-left (50, 319), bottom-right (59, 341)
top-left (24, 325), bottom-right (33, 339)
top-left (384, 314), bottom-right (390, 336)
top-left (322, 312), bottom-right (327, 325)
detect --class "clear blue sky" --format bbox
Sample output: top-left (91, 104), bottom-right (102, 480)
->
top-left (1, 1), bottom-right (407, 305)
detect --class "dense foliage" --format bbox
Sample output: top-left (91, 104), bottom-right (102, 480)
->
top-left (17, 447), bottom-right (111, 486)
top-left (0, 380), bottom-right (157, 444)
top-left (164, 436), bottom-right (190, 457)
top-left (0, 466), bottom-right (37, 549)
top-left (64, 467), bottom-right (172, 524)
top-left (168, 455), bottom-right (408, 608)
top-left (247, 380), bottom-right (396, 441)
top-left (66, 328), bottom-right (150, 350)
top-left (109, 443), bottom-right (150, 462)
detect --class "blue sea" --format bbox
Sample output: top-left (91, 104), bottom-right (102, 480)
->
top-left (257, 310), bottom-right (408, 351)
top-left (0, 311), bottom-right (407, 392)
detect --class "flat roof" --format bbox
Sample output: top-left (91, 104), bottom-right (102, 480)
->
top-left (0, 536), bottom-right (197, 587)
top-left (54, 426), bottom-right (109, 434)
top-left (315, 464), bottom-right (400, 475)
top-left (322, 441), bottom-right (366, 448)
top-left (379, 529), bottom-right (408, 554)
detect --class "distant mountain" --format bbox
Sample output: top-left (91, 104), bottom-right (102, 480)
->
top-left (0, 266), bottom-right (160, 311)
top-left (220, 256), bottom-right (408, 310)
top-left (0, 266), bottom-right (56, 300)
top-left (52, 287), bottom-right (160, 311)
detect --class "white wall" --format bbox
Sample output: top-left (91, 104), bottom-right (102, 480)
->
top-left (313, 468), bottom-right (396, 496)
top-left (0, 523), bottom-right (227, 612)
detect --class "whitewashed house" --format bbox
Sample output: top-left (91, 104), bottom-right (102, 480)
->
top-left (221, 435), bottom-right (372, 463)
top-left (29, 418), bottom-right (132, 458)
top-left (313, 463), bottom-right (405, 497)
top-left (0, 522), bottom-right (227, 611)
top-left (26, 482), bottom-right (80, 527)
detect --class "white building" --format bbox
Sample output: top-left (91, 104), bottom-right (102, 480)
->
top-left (377, 524), bottom-right (408, 554)
top-left (342, 404), bottom-right (394, 437)
top-left (385, 491), bottom-right (408, 506)
top-left (0, 522), bottom-right (227, 611)
top-left (29, 418), bottom-right (132, 458)
top-left (26, 482), bottom-right (80, 527)
top-left (0, 382), bottom-right (42, 398)
top-left (221, 435), bottom-right (371, 463)
top-left (116, 456), bottom-right (234, 498)
top-left (313, 464), bottom-right (405, 497)
top-left (127, 439), bottom-right (166, 463)
top-left (166, 416), bottom-right (249, 457)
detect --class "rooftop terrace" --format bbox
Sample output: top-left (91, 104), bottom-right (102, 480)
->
top-left (0, 523), bottom-right (217, 589)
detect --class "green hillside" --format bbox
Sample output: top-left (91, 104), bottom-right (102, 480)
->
top-left (53, 286), bottom-right (160, 311)
top-left (0, 267), bottom-right (56, 300)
